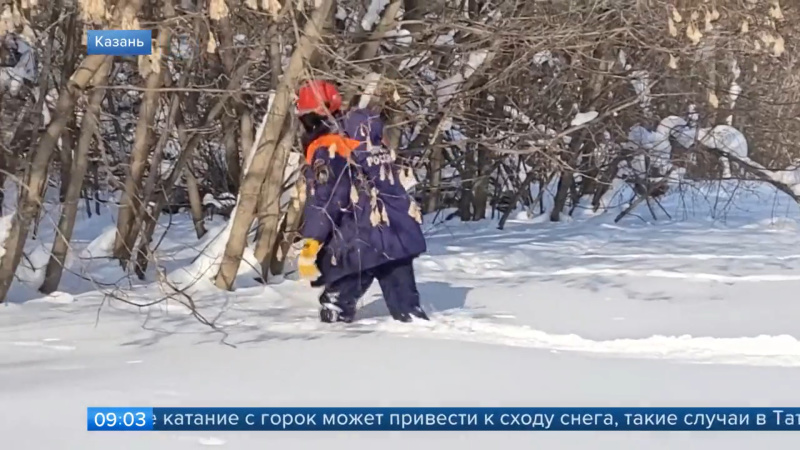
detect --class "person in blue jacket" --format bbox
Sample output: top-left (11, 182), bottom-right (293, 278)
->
top-left (294, 80), bottom-right (429, 324)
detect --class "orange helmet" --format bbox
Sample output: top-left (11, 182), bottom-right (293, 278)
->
top-left (296, 80), bottom-right (342, 116)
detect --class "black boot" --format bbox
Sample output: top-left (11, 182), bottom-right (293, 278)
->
top-left (409, 306), bottom-right (430, 321)
top-left (389, 306), bottom-right (428, 323)
top-left (319, 304), bottom-right (354, 323)
top-left (392, 312), bottom-right (413, 323)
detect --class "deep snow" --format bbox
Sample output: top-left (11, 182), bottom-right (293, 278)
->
top-left (2, 180), bottom-right (800, 448)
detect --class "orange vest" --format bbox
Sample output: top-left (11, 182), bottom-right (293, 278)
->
top-left (305, 134), bottom-right (362, 165)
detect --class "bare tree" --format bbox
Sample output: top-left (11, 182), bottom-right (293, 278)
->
top-left (252, 121), bottom-right (296, 280)
top-left (214, 0), bottom-right (335, 290)
top-left (40, 57), bottom-right (112, 294)
top-left (0, 0), bottom-right (144, 303)
top-left (113, 2), bottom-right (170, 264)
top-left (0, 53), bottom-right (113, 302)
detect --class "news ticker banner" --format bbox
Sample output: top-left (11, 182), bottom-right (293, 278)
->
top-left (87, 30), bottom-right (152, 56)
top-left (88, 407), bottom-right (800, 432)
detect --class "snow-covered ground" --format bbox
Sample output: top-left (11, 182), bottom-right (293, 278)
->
top-left (3, 181), bottom-right (800, 448)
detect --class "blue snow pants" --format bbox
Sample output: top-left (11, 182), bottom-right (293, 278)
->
top-left (319, 257), bottom-right (421, 321)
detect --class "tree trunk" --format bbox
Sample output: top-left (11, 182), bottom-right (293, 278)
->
top-left (58, 119), bottom-right (75, 202)
top-left (0, 54), bottom-right (109, 303)
top-left (216, 13), bottom-right (245, 192)
top-left (128, 48), bottom-right (192, 277)
top-left (458, 150), bottom-right (475, 221)
top-left (268, 21), bottom-right (281, 87)
top-left (131, 87), bottom-right (181, 250)
top-left (18, 0), bottom-right (61, 178)
top-left (497, 169), bottom-right (539, 230)
top-left (57, 8), bottom-right (80, 203)
top-left (0, 94), bottom-right (32, 214)
top-left (184, 167), bottom-right (206, 238)
top-left (472, 147), bottom-right (489, 220)
top-left (132, 118), bottom-right (200, 280)
top-left (131, 55), bottom-right (256, 278)
top-left (222, 115), bottom-right (241, 192)
top-left (550, 169), bottom-right (574, 222)
top-left (40, 59), bottom-right (112, 294)
top-left (252, 16), bottom-right (288, 269)
top-left (425, 144), bottom-right (444, 213)
top-left (214, 0), bottom-right (335, 290)
top-left (269, 174), bottom-right (305, 276)
top-left (113, 22), bottom-right (171, 263)
top-left (240, 112), bottom-right (255, 179)
top-left (550, 43), bottom-right (612, 222)
top-left (7, 0), bottom-right (62, 242)
top-left (253, 122), bottom-right (296, 281)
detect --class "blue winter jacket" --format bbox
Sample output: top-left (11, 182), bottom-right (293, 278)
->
top-left (301, 109), bottom-right (426, 284)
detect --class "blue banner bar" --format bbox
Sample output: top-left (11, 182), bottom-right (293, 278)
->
top-left (87, 30), bottom-right (152, 56)
top-left (87, 407), bottom-right (800, 431)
